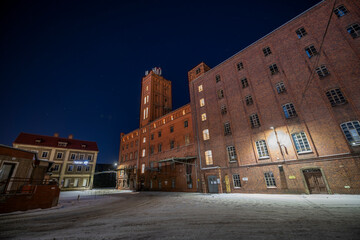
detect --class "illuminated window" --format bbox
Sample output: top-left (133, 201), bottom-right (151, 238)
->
top-left (296, 27), bottom-right (307, 38)
top-left (326, 88), bottom-right (347, 106)
top-left (334, 5), bottom-right (348, 17)
top-left (316, 65), bottom-right (330, 78)
top-left (183, 110), bottom-right (186, 115)
top-left (142, 149), bottom-right (146, 157)
top-left (144, 96), bottom-right (146, 104)
top-left (200, 98), bottom-right (205, 107)
top-left (146, 95), bottom-right (149, 103)
top-left (347, 23), bottom-right (360, 38)
top-left (269, 64), bottom-right (279, 75)
top-left (146, 86), bottom-right (148, 91)
top-left (256, 140), bottom-right (269, 158)
top-left (241, 78), bottom-right (248, 88)
top-left (205, 150), bottom-right (213, 165)
top-left (143, 137), bottom-right (146, 143)
top-left (245, 95), bottom-right (253, 105)
top-left (262, 47), bottom-right (272, 56)
top-left (198, 85), bottom-right (203, 92)
top-left (264, 172), bottom-right (276, 187)
top-left (227, 146), bottom-right (237, 162)
top-left (341, 121), bottom-right (360, 146)
top-left (237, 62), bottom-right (243, 71)
top-left (203, 129), bottom-right (210, 140)
top-left (276, 82), bottom-right (286, 94)
top-left (224, 122), bottom-right (232, 136)
top-left (129, 152), bottom-right (133, 159)
top-left (233, 174), bottom-right (241, 188)
top-left (215, 74), bottom-right (221, 83)
top-left (201, 113), bottom-right (207, 121)
top-left (282, 103), bottom-right (297, 118)
top-left (292, 132), bottom-right (312, 153)
top-left (141, 163), bottom-right (145, 173)
top-left (305, 45), bottom-right (318, 58)
top-left (250, 113), bottom-right (260, 128)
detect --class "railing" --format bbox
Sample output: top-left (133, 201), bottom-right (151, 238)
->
top-left (0, 177), bottom-right (57, 195)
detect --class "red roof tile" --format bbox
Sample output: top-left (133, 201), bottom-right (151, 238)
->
top-left (13, 133), bottom-right (99, 151)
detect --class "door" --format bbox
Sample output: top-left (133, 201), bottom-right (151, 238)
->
top-left (0, 163), bottom-right (16, 193)
top-left (303, 169), bottom-right (327, 194)
top-left (207, 175), bottom-right (219, 193)
top-left (64, 178), bottom-right (70, 188)
top-left (224, 175), bottom-right (231, 193)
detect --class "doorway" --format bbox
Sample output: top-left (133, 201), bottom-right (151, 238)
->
top-left (0, 163), bottom-right (16, 193)
top-left (207, 175), bottom-right (219, 193)
top-left (303, 168), bottom-right (328, 194)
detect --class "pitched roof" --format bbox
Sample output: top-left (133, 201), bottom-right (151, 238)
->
top-left (13, 133), bottom-right (99, 151)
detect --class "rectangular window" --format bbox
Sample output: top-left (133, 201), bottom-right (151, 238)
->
top-left (85, 166), bottom-right (90, 172)
top-left (170, 140), bottom-right (175, 149)
top-left (263, 47), bottom-right (272, 56)
top-left (141, 163), bottom-right (145, 174)
top-left (292, 132), bottom-right (312, 153)
top-left (233, 174), bottom-right (241, 188)
top-left (224, 122), bottom-right (232, 136)
top-left (196, 68), bottom-right (201, 74)
top-left (305, 45), bottom-right (318, 58)
top-left (158, 131), bottom-right (161, 137)
top-left (70, 153), bottom-right (76, 160)
top-left (170, 126), bottom-right (174, 133)
top-left (134, 151), bottom-right (138, 159)
top-left (150, 145), bottom-right (154, 155)
top-left (347, 23), bottom-right (360, 38)
top-left (53, 164), bottom-right (60, 172)
top-left (129, 152), bottom-right (133, 159)
top-left (142, 149), bottom-right (146, 157)
top-left (250, 114), bottom-right (260, 128)
top-left (264, 172), bottom-right (276, 187)
top-left (172, 179), bottom-right (175, 189)
top-left (87, 154), bottom-right (93, 161)
top-left (296, 27), bottom-right (307, 38)
top-left (201, 113), bottom-right (207, 121)
top-left (185, 135), bottom-right (190, 145)
top-left (67, 165), bottom-right (74, 172)
top-left (74, 178), bottom-right (79, 187)
top-left (241, 78), bottom-right (248, 88)
top-left (143, 137), bottom-right (146, 143)
top-left (340, 121), bottom-right (360, 146)
top-left (77, 165), bottom-right (82, 172)
top-left (316, 65), bottom-right (330, 78)
top-left (237, 62), bottom-right (244, 71)
top-left (198, 84), bottom-right (203, 92)
top-left (221, 105), bottom-right (227, 115)
top-left (79, 154), bottom-right (85, 160)
top-left (282, 103), bottom-right (297, 118)
top-left (245, 95), bottom-right (253, 105)
top-left (41, 151), bottom-right (49, 158)
top-left (215, 74), bottom-right (221, 83)
top-left (269, 64), bottom-right (279, 75)
top-left (151, 134), bottom-right (154, 140)
top-left (82, 178), bottom-right (88, 187)
top-left (326, 88), bottom-right (347, 106)
top-left (334, 5), bottom-right (348, 17)
top-left (276, 82), bottom-right (286, 94)
top-left (56, 152), bottom-right (63, 159)
top-left (200, 98), bottom-right (205, 107)
top-left (184, 120), bottom-right (188, 128)
top-left (217, 89), bottom-right (224, 99)
top-left (256, 140), bottom-right (269, 158)
top-left (227, 146), bottom-right (237, 162)
top-left (158, 143), bottom-right (162, 152)
top-left (203, 129), bottom-right (210, 140)
top-left (205, 150), bottom-right (213, 165)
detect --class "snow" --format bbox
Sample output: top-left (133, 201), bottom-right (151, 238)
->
top-left (1, 190), bottom-right (360, 239)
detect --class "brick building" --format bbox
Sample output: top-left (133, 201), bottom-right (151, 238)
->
top-left (13, 133), bottom-right (99, 190)
top-left (119, 0), bottom-right (360, 194)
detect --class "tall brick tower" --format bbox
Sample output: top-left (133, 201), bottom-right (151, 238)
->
top-left (140, 67), bottom-right (172, 128)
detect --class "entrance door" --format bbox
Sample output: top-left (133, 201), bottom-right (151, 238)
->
top-left (303, 169), bottom-right (327, 194)
top-left (224, 175), bottom-right (231, 193)
top-left (207, 175), bottom-right (219, 193)
top-left (0, 163), bottom-right (16, 193)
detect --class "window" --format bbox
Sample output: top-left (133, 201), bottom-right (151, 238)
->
top-left (292, 132), bottom-right (312, 153)
top-left (79, 154), bottom-right (84, 160)
top-left (184, 120), bottom-right (188, 128)
top-left (241, 78), bottom-right (248, 88)
top-left (85, 166), bottom-right (90, 172)
top-left (158, 131), bottom-right (161, 137)
top-left (198, 85), bottom-right (203, 92)
top-left (56, 152), bottom-right (63, 159)
top-left (143, 137), bottom-right (146, 143)
top-left (305, 45), bottom-right (318, 58)
top-left (334, 5), bottom-right (348, 17)
top-left (135, 140), bottom-right (139, 146)
top-left (70, 153), bottom-right (76, 160)
top-left (172, 179), bottom-right (175, 189)
top-left (269, 64), bottom-right (279, 75)
top-left (170, 126), bottom-right (174, 133)
top-left (237, 62), bottom-right (244, 71)
top-left (296, 27), bottom-right (307, 38)
top-left (233, 174), bottom-right (241, 188)
top-left (185, 135), bottom-right (190, 145)
top-left (200, 98), bottom-right (205, 107)
top-left (245, 95), bottom-right (253, 105)
top-left (126, 144), bottom-right (128, 149)
top-left (203, 129), bottom-right (210, 140)
top-left (125, 154), bottom-right (128, 161)
top-left (41, 151), bottom-right (49, 158)
top-left (221, 105), bottom-right (227, 115)
top-left (141, 163), bottom-right (145, 174)
top-left (276, 82), bottom-right (286, 94)
top-left (170, 140), bottom-right (175, 149)
top-left (151, 134), bottom-right (154, 140)
top-left (217, 89), bottom-right (224, 99)
top-left (142, 149), bottom-right (146, 157)
top-left (129, 152), bottom-right (133, 159)
top-left (67, 165), bottom-right (74, 172)
top-left (150, 145), bottom-right (154, 155)
top-left (134, 151), bottom-right (138, 159)
top-left (347, 23), bottom-right (360, 38)
top-left (227, 146), bottom-right (237, 162)
top-left (158, 143), bottom-right (162, 152)
top-left (196, 68), bottom-right (201, 74)
top-left (282, 103), bottom-right (297, 118)
top-left (87, 155), bottom-right (93, 161)
top-left (205, 150), bottom-right (213, 165)
top-left (77, 165), bottom-right (82, 172)
top-left (341, 121), bottom-right (360, 146)
top-left (58, 142), bottom-right (68, 147)
top-left (82, 179), bottom-right (88, 187)
top-left (263, 47), bottom-right (272, 56)
top-left (250, 114), bottom-right (260, 128)
top-left (264, 172), bottom-right (276, 187)
top-left (215, 74), bottom-right (221, 83)
top-left (256, 140), bottom-right (269, 158)
top-left (53, 164), bottom-right (59, 172)
top-left (201, 113), bottom-right (207, 121)
top-left (316, 65), bottom-right (330, 78)
top-left (326, 88), bottom-right (347, 106)
top-left (224, 122), bottom-right (232, 136)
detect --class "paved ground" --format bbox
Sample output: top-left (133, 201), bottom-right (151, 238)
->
top-left (1, 190), bottom-right (360, 239)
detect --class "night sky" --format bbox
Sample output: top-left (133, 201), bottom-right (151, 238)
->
top-left (0, 0), bottom-right (321, 164)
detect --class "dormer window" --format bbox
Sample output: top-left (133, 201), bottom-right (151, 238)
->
top-left (58, 141), bottom-right (68, 147)
top-left (81, 144), bottom-right (87, 148)
top-left (35, 139), bottom-right (43, 143)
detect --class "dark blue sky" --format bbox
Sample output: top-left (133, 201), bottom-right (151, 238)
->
top-left (0, 0), bottom-right (321, 164)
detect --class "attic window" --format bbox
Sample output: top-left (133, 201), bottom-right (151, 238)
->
top-left (35, 139), bottom-right (42, 143)
top-left (58, 141), bottom-right (68, 147)
top-left (81, 144), bottom-right (87, 148)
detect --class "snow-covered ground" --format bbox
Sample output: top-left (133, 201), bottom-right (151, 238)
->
top-left (1, 190), bottom-right (360, 239)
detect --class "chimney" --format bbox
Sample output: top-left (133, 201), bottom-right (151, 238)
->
top-left (68, 134), bottom-right (73, 139)
top-left (54, 133), bottom-right (59, 137)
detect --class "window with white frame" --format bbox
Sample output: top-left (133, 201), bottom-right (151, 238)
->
top-left (347, 23), bottom-right (360, 38)
top-left (326, 88), bottom-right (347, 106)
top-left (56, 152), bottom-right (63, 159)
top-left (200, 98), bottom-right (205, 107)
top-left (41, 151), bottom-right (49, 158)
top-left (224, 122), bottom-right (232, 136)
top-left (282, 103), bottom-right (297, 118)
top-left (264, 172), bottom-right (276, 187)
top-left (305, 45), bottom-right (318, 58)
top-left (142, 149), bottom-right (146, 157)
top-left (250, 113), bottom-right (260, 128)
top-left (340, 121), bottom-right (360, 146)
top-left (141, 163), bottom-right (145, 174)
top-left (201, 113), bottom-right (207, 121)
top-left (198, 85), bottom-right (203, 92)
top-left (227, 146), bottom-right (237, 162)
top-left (245, 95), bottom-right (253, 105)
top-left (334, 5), bottom-right (348, 17)
top-left (205, 150), bottom-right (213, 165)
top-left (292, 132), bottom-right (312, 153)
top-left (232, 174), bottom-right (241, 188)
top-left (296, 27), bottom-right (307, 38)
top-left (87, 154), bottom-right (93, 161)
top-left (79, 154), bottom-right (85, 160)
top-left (276, 82), bottom-right (286, 94)
top-left (316, 65), bottom-right (330, 78)
top-left (256, 140), bottom-right (269, 159)
top-left (203, 129), bottom-right (210, 140)
top-left (221, 105), bottom-right (227, 115)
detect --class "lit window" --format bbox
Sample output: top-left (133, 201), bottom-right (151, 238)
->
top-left (41, 151), bottom-right (48, 158)
top-left (227, 146), bottom-right (237, 162)
top-left (282, 103), bottom-right (297, 118)
top-left (245, 95), bottom-right (253, 105)
top-left (305, 45), bottom-right (318, 58)
top-left (326, 88), bottom-right (347, 106)
top-left (256, 140), bottom-right (269, 159)
top-left (205, 150), bottom-right (213, 165)
top-left (58, 142), bottom-right (68, 147)
top-left (146, 86), bottom-right (148, 91)
top-left (198, 85), bottom-right (203, 92)
top-left (144, 96), bottom-right (146, 104)
top-left (347, 23), bottom-right (360, 38)
top-left (250, 113), bottom-right (260, 128)
top-left (224, 122), bottom-right (232, 136)
top-left (241, 78), bottom-right (248, 88)
top-left (276, 82), bottom-right (286, 94)
top-left (316, 65), bottom-right (330, 78)
top-left (183, 110), bottom-right (186, 115)
top-left (269, 64), bottom-right (279, 75)
top-left (263, 47), bottom-right (272, 56)
top-left (237, 62), bottom-right (244, 71)
top-left (218, 89), bottom-right (224, 99)
top-left (141, 163), bottom-right (145, 173)
top-left (334, 5), bottom-right (348, 17)
top-left (264, 172), bottom-right (276, 187)
top-left (200, 98), bottom-right (205, 107)
top-left (56, 152), bottom-right (63, 159)
top-left (292, 132), bottom-right (312, 153)
top-left (201, 113), bottom-right (207, 121)
top-left (221, 105), bottom-right (227, 115)
top-left (142, 149), bottom-right (146, 157)
top-left (67, 165), bottom-right (74, 172)
top-left (296, 27), bottom-right (307, 38)
top-left (143, 137), bottom-right (146, 143)
top-left (215, 74), bottom-right (221, 83)
top-left (340, 121), bottom-right (360, 146)
top-left (146, 95), bottom-right (149, 103)
top-left (232, 174), bottom-right (241, 188)
top-left (203, 129), bottom-right (210, 140)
